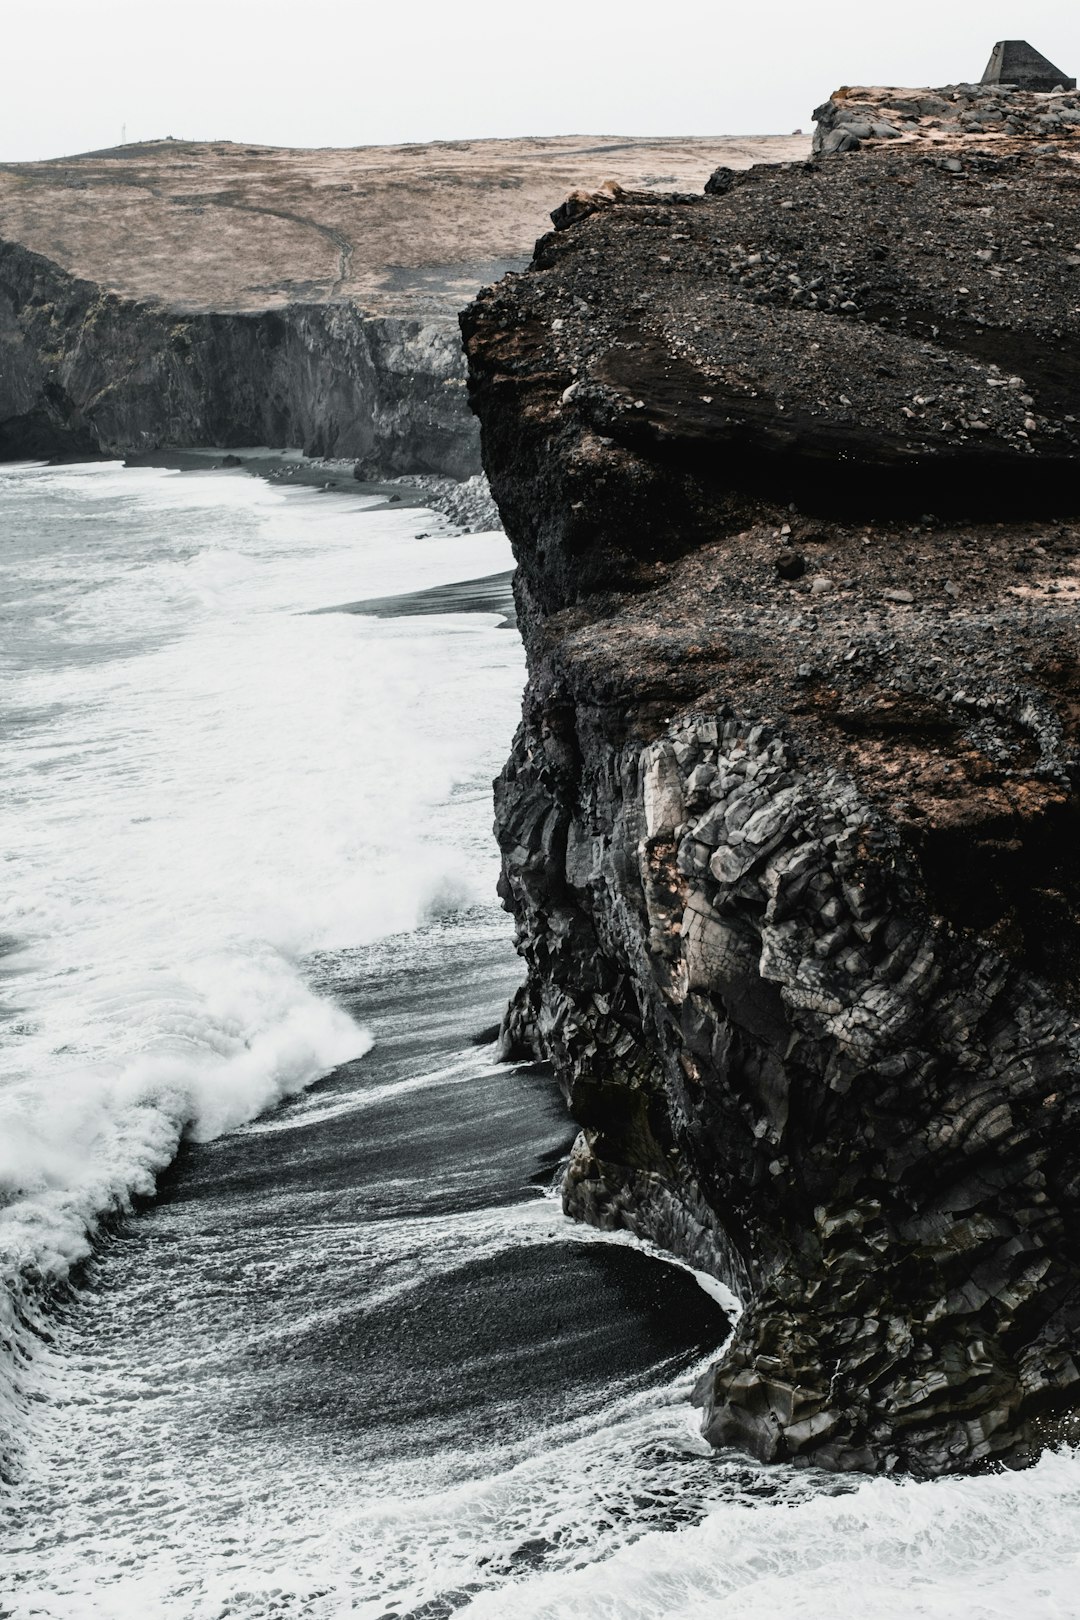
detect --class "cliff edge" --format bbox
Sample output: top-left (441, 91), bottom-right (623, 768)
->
top-left (462, 93), bottom-right (1080, 1475)
top-left (0, 134), bottom-right (805, 473)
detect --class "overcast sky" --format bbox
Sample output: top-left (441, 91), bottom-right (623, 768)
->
top-left (4, 1), bottom-right (1078, 162)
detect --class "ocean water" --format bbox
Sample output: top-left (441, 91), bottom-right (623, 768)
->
top-left (1, 460), bottom-right (1078, 1619)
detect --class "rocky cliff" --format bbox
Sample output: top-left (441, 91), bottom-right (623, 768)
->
top-left (463, 100), bottom-right (1080, 1476)
top-left (0, 239), bottom-right (475, 473)
top-left (0, 133), bottom-right (806, 472)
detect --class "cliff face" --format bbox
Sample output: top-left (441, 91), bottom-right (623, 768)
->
top-left (463, 129), bottom-right (1080, 1475)
top-left (0, 240), bottom-right (474, 472)
top-left (0, 133), bottom-right (807, 472)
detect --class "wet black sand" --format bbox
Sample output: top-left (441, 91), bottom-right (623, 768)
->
top-left (110, 913), bottom-right (726, 1474)
top-left (314, 572), bottom-right (516, 627)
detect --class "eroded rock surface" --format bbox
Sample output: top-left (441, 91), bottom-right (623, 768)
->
top-left (462, 127), bottom-right (1080, 1475)
top-left (812, 80), bottom-right (1080, 157)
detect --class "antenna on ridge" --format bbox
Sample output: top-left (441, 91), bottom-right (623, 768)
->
top-left (121, 122), bottom-right (127, 145)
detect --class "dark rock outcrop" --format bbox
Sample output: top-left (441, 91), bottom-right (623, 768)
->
top-left (0, 239), bottom-right (476, 473)
top-left (463, 134), bottom-right (1080, 1476)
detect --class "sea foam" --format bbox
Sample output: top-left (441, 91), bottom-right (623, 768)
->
top-left (0, 460), bottom-right (520, 1471)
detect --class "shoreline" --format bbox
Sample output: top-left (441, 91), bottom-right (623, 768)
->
top-left (122, 444), bottom-right (454, 511)
top-left (123, 445), bottom-right (503, 531)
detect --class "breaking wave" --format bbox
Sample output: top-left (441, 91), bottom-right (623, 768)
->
top-left (0, 459), bottom-right (519, 1472)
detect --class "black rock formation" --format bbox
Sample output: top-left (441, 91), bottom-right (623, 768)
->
top-left (462, 137), bottom-right (1080, 1477)
top-left (981, 40), bottom-right (1075, 94)
top-left (0, 239), bottom-right (478, 475)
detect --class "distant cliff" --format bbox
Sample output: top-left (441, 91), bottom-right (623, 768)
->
top-left (0, 134), bottom-right (806, 472)
top-left (0, 239), bottom-right (476, 472)
top-left (464, 93), bottom-right (1080, 1476)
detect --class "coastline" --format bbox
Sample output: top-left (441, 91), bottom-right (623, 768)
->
top-left (120, 444), bottom-right (502, 531)
top-left (0, 458), bottom-right (519, 1488)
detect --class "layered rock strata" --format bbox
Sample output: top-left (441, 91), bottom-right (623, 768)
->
top-left (463, 132), bottom-right (1080, 1475)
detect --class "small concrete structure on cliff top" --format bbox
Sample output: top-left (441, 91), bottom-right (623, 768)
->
top-left (981, 39), bottom-right (1075, 93)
